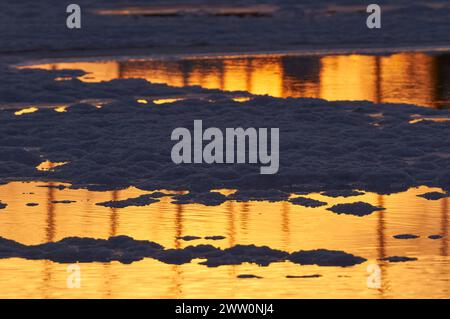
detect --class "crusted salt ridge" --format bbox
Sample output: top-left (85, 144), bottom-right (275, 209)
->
top-left (227, 189), bottom-right (290, 202)
top-left (289, 196), bottom-right (327, 208)
top-left (96, 194), bottom-right (159, 208)
top-left (179, 235), bottom-right (226, 241)
top-left (0, 90), bottom-right (449, 203)
top-left (171, 192), bottom-right (228, 206)
top-left (321, 190), bottom-right (365, 198)
top-left (380, 256), bottom-right (418, 262)
top-left (204, 236), bottom-right (226, 241)
top-left (177, 236), bottom-right (201, 241)
top-left (237, 274), bottom-right (263, 279)
top-left (51, 200), bottom-right (76, 204)
top-left (0, 236), bottom-right (367, 267)
top-left (327, 202), bottom-right (385, 216)
top-left (428, 235), bottom-right (444, 239)
top-left (393, 234), bottom-right (420, 239)
top-left (26, 203), bottom-right (39, 207)
top-left (286, 274), bottom-right (321, 279)
top-left (0, 64), bottom-right (242, 105)
top-left (289, 249), bottom-right (366, 267)
top-left (417, 191), bottom-right (449, 200)
top-left (37, 184), bottom-right (67, 190)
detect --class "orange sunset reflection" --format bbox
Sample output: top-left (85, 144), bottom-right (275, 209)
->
top-left (0, 182), bottom-right (448, 298)
top-left (22, 52), bottom-right (449, 108)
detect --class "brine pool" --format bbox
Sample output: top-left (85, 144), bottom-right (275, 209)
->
top-left (0, 181), bottom-right (448, 298)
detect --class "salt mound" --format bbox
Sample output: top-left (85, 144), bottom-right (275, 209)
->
top-left (177, 236), bottom-right (201, 241)
top-left (289, 197), bottom-right (327, 208)
top-left (327, 202), bottom-right (385, 216)
top-left (393, 234), bottom-right (420, 239)
top-left (286, 274), bottom-right (321, 279)
top-left (321, 190), bottom-right (365, 198)
top-left (417, 192), bottom-right (449, 200)
top-left (96, 194), bottom-right (159, 208)
top-left (205, 236), bottom-right (226, 241)
top-left (380, 256), bottom-right (418, 262)
top-left (237, 274), bottom-right (263, 279)
top-left (0, 236), bottom-right (367, 267)
top-left (289, 249), bottom-right (366, 267)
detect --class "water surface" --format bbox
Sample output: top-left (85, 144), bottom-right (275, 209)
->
top-left (0, 182), bottom-right (448, 298)
top-left (23, 52), bottom-right (450, 108)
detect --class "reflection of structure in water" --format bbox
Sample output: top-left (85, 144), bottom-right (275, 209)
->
top-left (437, 55), bottom-right (450, 107)
top-left (0, 181), bottom-right (448, 298)
top-left (31, 53), bottom-right (449, 108)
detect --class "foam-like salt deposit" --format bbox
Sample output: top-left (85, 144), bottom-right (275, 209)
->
top-left (417, 191), bottom-right (449, 200)
top-left (380, 256), bottom-right (418, 262)
top-left (96, 194), bottom-right (159, 208)
top-left (321, 190), bottom-right (365, 198)
top-left (0, 235), bottom-right (367, 267)
top-left (327, 202), bottom-right (385, 216)
top-left (286, 274), bottom-right (321, 279)
top-left (428, 235), bottom-right (444, 240)
top-left (289, 197), bottom-right (327, 208)
top-left (1, 1), bottom-right (449, 55)
top-left (0, 79), bottom-right (449, 204)
top-left (393, 234), bottom-right (420, 239)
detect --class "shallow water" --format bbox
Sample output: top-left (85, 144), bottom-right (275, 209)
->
top-left (0, 182), bottom-right (448, 298)
top-left (22, 52), bottom-right (450, 108)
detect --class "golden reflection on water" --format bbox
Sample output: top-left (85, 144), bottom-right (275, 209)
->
top-left (36, 160), bottom-right (68, 172)
top-left (136, 99), bottom-right (148, 104)
top-left (23, 52), bottom-right (450, 108)
top-left (153, 98), bottom-right (184, 105)
top-left (0, 182), bottom-right (448, 298)
top-left (14, 107), bottom-right (38, 116)
top-left (54, 106), bottom-right (68, 113)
